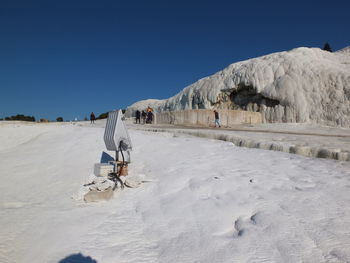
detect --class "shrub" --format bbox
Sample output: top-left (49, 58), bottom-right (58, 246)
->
top-left (323, 42), bottom-right (332, 52)
top-left (4, 114), bottom-right (35, 122)
top-left (97, 112), bottom-right (108, 119)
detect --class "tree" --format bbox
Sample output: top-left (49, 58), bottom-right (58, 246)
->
top-left (4, 114), bottom-right (35, 122)
top-left (323, 42), bottom-right (332, 52)
top-left (56, 117), bottom-right (64, 122)
top-left (97, 112), bottom-right (108, 119)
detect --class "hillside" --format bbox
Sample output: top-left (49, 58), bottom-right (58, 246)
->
top-left (127, 47), bottom-right (350, 127)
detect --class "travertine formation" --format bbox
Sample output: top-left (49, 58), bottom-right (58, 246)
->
top-left (155, 109), bottom-right (262, 126)
top-left (127, 46), bottom-right (350, 127)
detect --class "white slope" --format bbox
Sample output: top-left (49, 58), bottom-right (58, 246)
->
top-left (127, 99), bottom-right (165, 114)
top-left (126, 47), bottom-right (350, 127)
top-left (1, 121), bottom-right (350, 262)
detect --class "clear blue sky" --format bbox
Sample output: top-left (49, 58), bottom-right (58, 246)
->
top-left (1, 0), bottom-right (349, 121)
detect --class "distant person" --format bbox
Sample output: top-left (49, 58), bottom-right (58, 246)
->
top-left (141, 110), bottom-right (147, 124)
top-left (214, 110), bottom-right (221, 128)
top-left (90, 112), bottom-right (96, 124)
top-left (147, 106), bottom-right (153, 113)
top-left (146, 111), bottom-right (153, 124)
top-left (135, 110), bottom-right (141, 124)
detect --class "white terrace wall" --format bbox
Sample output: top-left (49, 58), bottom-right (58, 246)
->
top-left (155, 109), bottom-right (262, 127)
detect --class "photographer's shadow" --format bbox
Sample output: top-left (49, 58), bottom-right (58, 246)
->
top-left (58, 253), bottom-right (97, 263)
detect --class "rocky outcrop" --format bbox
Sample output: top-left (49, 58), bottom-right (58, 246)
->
top-left (126, 47), bottom-right (350, 127)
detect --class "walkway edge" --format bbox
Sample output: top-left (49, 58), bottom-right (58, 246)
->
top-left (132, 127), bottom-right (350, 162)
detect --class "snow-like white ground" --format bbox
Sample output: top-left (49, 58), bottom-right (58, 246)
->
top-left (1, 121), bottom-right (350, 263)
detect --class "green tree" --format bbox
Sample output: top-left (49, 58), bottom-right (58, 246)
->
top-left (97, 112), bottom-right (108, 119)
top-left (4, 114), bottom-right (35, 122)
top-left (56, 117), bottom-right (64, 122)
top-left (323, 42), bottom-right (332, 52)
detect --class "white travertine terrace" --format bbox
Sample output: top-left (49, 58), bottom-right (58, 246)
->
top-left (127, 47), bottom-right (350, 127)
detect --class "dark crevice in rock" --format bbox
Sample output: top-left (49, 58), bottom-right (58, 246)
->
top-left (229, 85), bottom-right (280, 108)
top-left (191, 91), bottom-right (206, 109)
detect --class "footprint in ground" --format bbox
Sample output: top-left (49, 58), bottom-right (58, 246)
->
top-left (233, 212), bottom-right (262, 238)
top-left (214, 212), bottom-right (262, 238)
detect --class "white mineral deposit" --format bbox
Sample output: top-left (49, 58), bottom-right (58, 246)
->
top-left (127, 47), bottom-right (350, 127)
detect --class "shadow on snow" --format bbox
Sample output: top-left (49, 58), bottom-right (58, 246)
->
top-left (58, 253), bottom-right (97, 263)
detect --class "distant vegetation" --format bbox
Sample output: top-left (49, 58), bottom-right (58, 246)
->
top-left (97, 112), bottom-right (108, 119)
top-left (56, 117), bottom-right (64, 122)
top-left (3, 114), bottom-right (36, 122)
top-left (96, 109), bottom-right (126, 120)
top-left (323, 42), bottom-right (332, 52)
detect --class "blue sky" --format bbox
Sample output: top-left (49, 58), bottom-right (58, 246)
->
top-left (1, 0), bottom-right (349, 121)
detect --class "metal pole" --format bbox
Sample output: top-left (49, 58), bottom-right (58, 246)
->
top-left (114, 150), bottom-right (119, 173)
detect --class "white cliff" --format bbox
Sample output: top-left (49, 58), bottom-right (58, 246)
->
top-left (126, 99), bottom-right (165, 115)
top-left (126, 47), bottom-right (350, 127)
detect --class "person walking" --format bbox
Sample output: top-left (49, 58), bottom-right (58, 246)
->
top-left (135, 110), bottom-right (141, 124)
top-left (146, 111), bottom-right (153, 124)
top-left (141, 110), bottom-right (147, 124)
top-left (90, 112), bottom-right (96, 124)
top-left (214, 110), bottom-right (221, 128)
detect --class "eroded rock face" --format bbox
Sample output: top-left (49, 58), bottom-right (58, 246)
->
top-left (126, 47), bottom-right (350, 127)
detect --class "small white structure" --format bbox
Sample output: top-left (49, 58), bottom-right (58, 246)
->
top-left (104, 109), bottom-right (132, 162)
top-left (94, 163), bottom-right (114, 177)
top-left (82, 110), bottom-right (133, 202)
